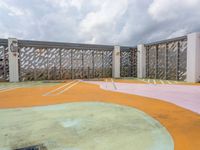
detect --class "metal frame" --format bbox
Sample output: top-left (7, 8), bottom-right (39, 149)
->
top-left (18, 40), bottom-right (114, 50)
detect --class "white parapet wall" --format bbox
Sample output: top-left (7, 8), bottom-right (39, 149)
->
top-left (8, 38), bottom-right (19, 82)
top-left (137, 44), bottom-right (146, 78)
top-left (186, 32), bottom-right (200, 82)
top-left (112, 46), bottom-right (120, 78)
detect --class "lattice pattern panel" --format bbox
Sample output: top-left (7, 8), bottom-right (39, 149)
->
top-left (72, 49), bottom-right (83, 79)
top-left (20, 47), bottom-right (35, 81)
top-left (83, 50), bottom-right (93, 78)
top-left (146, 37), bottom-right (187, 81)
top-left (103, 50), bottom-right (112, 77)
top-left (167, 42), bottom-right (178, 80)
top-left (0, 40), bottom-right (9, 81)
top-left (20, 47), bottom-right (54, 81)
top-left (94, 51), bottom-right (103, 78)
top-left (120, 47), bottom-right (137, 77)
top-left (146, 46), bottom-right (156, 78)
top-left (157, 44), bottom-right (166, 79)
top-left (19, 42), bottom-right (113, 80)
top-left (61, 49), bottom-right (72, 79)
top-left (178, 40), bottom-right (187, 80)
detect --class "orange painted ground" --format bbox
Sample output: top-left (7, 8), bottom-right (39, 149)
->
top-left (0, 81), bottom-right (200, 150)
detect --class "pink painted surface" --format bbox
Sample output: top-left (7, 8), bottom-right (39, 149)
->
top-left (85, 81), bottom-right (200, 114)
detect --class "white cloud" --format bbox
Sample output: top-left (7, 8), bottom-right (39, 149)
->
top-left (79, 0), bottom-right (128, 43)
top-left (70, 0), bottom-right (84, 10)
top-left (45, 0), bottom-right (69, 8)
top-left (148, 0), bottom-right (200, 22)
top-left (0, 0), bottom-right (200, 45)
top-left (0, 0), bottom-right (29, 16)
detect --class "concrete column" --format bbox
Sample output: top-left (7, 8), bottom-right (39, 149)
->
top-left (137, 44), bottom-right (146, 78)
top-left (8, 38), bottom-right (19, 82)
top-left (112, 45), bottom-right (120, 78)
top-left (186, 32), bottom-right (200, 82)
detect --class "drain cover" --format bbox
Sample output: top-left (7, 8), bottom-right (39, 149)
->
top-left (14, 144), bottom-right (47, 150)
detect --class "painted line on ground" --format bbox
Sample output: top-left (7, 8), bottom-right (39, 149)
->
top-left (153, 79), bottom-right (156, 84)
top-left (166, 80), bottom-right (172, 84)
top-left (43, 80), bottom-right (76, 96)
top-left (105, 79), bottom-right (108, 88)
top-left (0, 87), bottom-right (8, 91)
top-left (148, 79), bottom-right (150, 84)
top-left (160, 80), bottom-right (165, 84)
top-left (0, 86), bottom-right (20, 93)
top-left (138, 79), bottom-right (148, 84)
top-left (111, 78), bottom-right (117, 90)
top-left (55, 80), bottom-right (80, 95)
top-left (134, 78), bottom-right (183, 85)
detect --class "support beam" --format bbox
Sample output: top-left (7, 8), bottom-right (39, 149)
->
top-left (8, 38), bottom-right (19, 82)
top-left (112, 46), bottom-right (120, 78)
top-left (186, 32), bottom-right (200, 82)
top-left (137, 44), bottom-right (146, 78)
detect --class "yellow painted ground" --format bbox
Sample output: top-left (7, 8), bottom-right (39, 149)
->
top-left (0, 80), bottom-right (200, 150)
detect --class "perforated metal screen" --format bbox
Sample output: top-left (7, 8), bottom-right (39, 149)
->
top-left (0, 39), bottom-right (9, 81)
top-left (120, 47), bottom-right (137, 77)
top-left (0, 37), bottom-right (188, 81)
top-left (145, 36), bottom-right (187, 80)
top-left (18, 40), bottom-right (113, 81)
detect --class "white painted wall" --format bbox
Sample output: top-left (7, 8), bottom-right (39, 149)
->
top-left (186, 32), bottom-right (200, 82)
top-left (137, 44), bottom-right (146, 78)
top-left (112, 46), bottom-right (120, 78)
top-left (8, 38), bottom-right (19, 82)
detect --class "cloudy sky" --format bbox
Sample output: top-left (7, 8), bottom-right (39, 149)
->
top-left (0, 0), bottom-right (200, 46)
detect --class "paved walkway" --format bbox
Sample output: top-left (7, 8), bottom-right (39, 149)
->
top-left (86, 81), bottom-right (200, 114)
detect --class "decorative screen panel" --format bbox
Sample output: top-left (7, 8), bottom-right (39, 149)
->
top-left (120, 47), bottom-right (137, 77)
top-left (18, 40), bottom-right (113, 80)
top-left (0, 40), bottom-right (9, 81)
top-left (145, 36), bottom-right (187, 81)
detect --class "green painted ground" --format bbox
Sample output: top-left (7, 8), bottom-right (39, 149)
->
top-left (0, 102), bottom-right (173, 150)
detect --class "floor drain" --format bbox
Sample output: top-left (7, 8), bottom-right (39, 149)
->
top-left (14, 144), bottom-right (47, 150)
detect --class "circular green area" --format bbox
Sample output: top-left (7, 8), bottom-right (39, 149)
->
top-left (0, 102), bottom-right (173, 150)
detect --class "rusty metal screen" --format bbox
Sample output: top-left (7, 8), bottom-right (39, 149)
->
top-left (0, 39), bottom-right (9, 81)
top-left (18, 40), bottom-right (113, 81)
top-left (145, 36), bottom-right (187, 80)
top-left (120, 47), bottom-right (137, 77)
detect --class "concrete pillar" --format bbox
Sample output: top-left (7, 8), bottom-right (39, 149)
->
top-left (112, 45), bottom-right (120, 78)
top-left (186, 32), bottom-right (200, 82)
top-left (8, 38), bottom-right (19, 82)
top-left (137, 44), bottom-right (146, 78)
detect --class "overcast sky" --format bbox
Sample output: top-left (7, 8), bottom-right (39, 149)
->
top-left (0, 0), bottom-right (200, 46)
